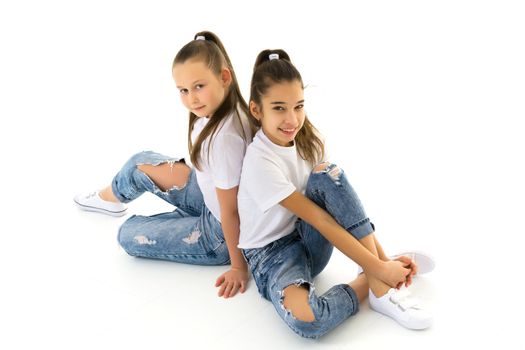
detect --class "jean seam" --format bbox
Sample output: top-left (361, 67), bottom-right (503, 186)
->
top-left (340, 284), bottom-right (360, 316)
top-left (346, 218), bottom-right (371, 232)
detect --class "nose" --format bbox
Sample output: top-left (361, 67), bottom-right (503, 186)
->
top-left (188, 91), bottom-right (199, 104)
top-left (284, 109), bottom-right (299, 126)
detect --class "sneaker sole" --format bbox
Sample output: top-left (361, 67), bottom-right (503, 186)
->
top-left (74, 199), bottom-right (128, 217)
top-left (404, 317), bottom-right (433, 330)
top-left (373, 307), bottom-right (433, 330)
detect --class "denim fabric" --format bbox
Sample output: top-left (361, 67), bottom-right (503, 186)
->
top-left (243, 163), bottom-right (374, 338)
top-left (113, 151), bottom-right (230, 266)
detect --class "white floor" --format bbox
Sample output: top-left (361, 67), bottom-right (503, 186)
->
top-left (4, 192), bottom-right (442, 349)
top-left (4, 179), bottom-right (521, 349)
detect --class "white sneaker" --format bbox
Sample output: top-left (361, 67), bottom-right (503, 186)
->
top-left (74, 191), bottom-right (127, 217)
top-left (357, 250), bottom-right (435, 275)
top-left (369, 287), bottom-right (432, 330)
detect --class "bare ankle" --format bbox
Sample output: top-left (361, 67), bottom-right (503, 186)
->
top-left (99, 186), bottom-right (119, 203)
top-left (368, 277), bottom-right (390, 298)
top-left (349, 274), bottom-right (369, 302)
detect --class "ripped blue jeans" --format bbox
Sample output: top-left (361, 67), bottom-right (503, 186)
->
top-left (242, 163), bottom-right (375, 339)
top-left (113, 151), bottom-right (230, 266)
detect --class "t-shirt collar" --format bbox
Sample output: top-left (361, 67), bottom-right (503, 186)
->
top-left (257, 129), bottom-right (296, 156)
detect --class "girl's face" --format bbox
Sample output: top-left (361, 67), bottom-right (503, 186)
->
top-left (250, 80), bottom-right (305, 147)
top-left (173, 59), bottom-right (231, 118)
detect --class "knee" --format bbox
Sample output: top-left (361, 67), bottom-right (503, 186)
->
top-left (137, 162), bottom-right (191, 191)
top-left (312, 162), bottom-right (342, 183)
top-left (128, 150), bottom-right (155, 165)
top-left (117, 216), bottom-right (148, 250)
top-left (281, 283), bottom-right (330, 338)
top-left (117, 218), bottom-right (133, 248)
top-left (137, 163), bottom-right (153, 175)
top-left (313, 161), bottom-right (330, 173)
top-left (282, 284), bottom-right (316, 323)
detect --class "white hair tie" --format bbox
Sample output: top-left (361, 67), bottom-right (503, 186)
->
top-left (269, 53), bottom-right (279, 60)
top-left (196, 35), bottom-right (206, 41)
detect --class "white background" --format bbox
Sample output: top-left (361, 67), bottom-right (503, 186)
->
top-left (1, 0), bottom-right (524, 348)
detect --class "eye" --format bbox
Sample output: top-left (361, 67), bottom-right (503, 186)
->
top-left (179, 88), bottom-right (188, 95)
top-left (295, 104), bottom-right (304, 110)
top-left (195, 84), bottom-right (205, 90)
top-left (272, 106), bottom-right (285, 111)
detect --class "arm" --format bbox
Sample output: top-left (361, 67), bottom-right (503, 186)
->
top-left (214, 186), bottom-right (249, 298)
top-left (374, 235), bottom-right (389, 261)
top-left (280, 191), bottom-right (408, 286)
top-left (374, 234), bottom-right (417, 287)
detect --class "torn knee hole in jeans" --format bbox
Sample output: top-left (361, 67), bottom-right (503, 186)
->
top-left (278, 280), bottom-right (316, 322)
top-left (313, 162), bottom-right (341, 182)
top-left (137, 160), bottom-right (188, 192)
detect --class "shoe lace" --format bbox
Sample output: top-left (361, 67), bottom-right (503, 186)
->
top-left (389, 289), bottom-right (422, 311)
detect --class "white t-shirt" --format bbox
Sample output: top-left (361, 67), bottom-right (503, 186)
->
top-left (237, 129), bottom-right (326, 249)
top-left (190, 108), bottom-right (252, 222)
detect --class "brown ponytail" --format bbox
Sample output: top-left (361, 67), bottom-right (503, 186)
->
top-left (249, 49), bottom-right (325, 166)
top-left (173, 31), bottom-right (254, 170)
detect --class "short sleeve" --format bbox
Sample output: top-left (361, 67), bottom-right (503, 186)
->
top-left (208, 133), bottom-right (246, 189)
top-left (242, 154), bottom-right (296, 213)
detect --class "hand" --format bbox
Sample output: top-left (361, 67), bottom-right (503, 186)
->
top-left (380, 260), bottom-right (411, 288)
top-left (214, 267), bottom-right (249, 299)
top-left (394, 255), bottom-right (418, 288)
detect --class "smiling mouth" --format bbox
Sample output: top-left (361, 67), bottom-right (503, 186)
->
top-left (279, 128), bottom-right (296, 134)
